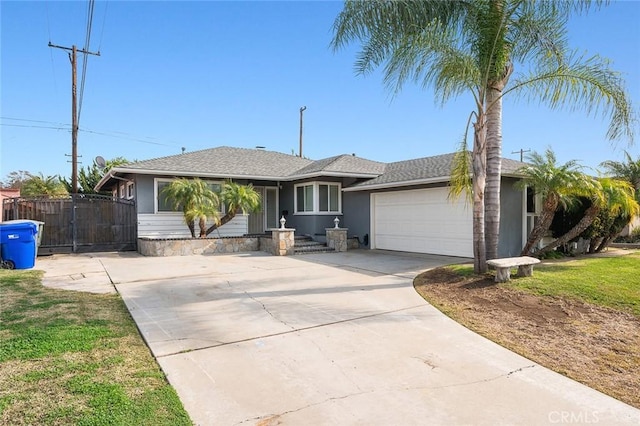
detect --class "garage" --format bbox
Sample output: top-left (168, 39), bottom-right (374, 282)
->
top-left (371, 187), bottom-right (473, 257)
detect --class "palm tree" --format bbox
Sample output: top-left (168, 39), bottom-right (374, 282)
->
top-left (601, 151), bottom-right (640, 201)
top-left (536, 177), bottom-right (639, 256)
top-left (205, 182), bottom-right (261, 236)
top-left (161, 178), bottom-right (220, 238)
top-left (331, 0), bottom-right (634, 272)
top-left (516, 149), bottom-right (593, 255)
top-left (21, 173), bottom-right (68, 197)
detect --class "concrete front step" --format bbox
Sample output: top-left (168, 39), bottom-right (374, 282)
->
top-left (293, 235), bottom-right (334, 254)
top-left (294, 245), bottom-right (336, 254)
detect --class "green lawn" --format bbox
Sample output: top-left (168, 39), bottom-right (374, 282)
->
top-left (0, 270), bottom-right (192, 425)
top-left (511, 252), bottom-right (640, 316)
top-left (453, 251), bottom-right (640, 316)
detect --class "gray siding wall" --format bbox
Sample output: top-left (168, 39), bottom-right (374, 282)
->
top-left (136, 175), bottom-right (156, 214)
top-left (342, 191), bottom-right (371, 247)
top-left (498, 177), bottom-right (524, 257)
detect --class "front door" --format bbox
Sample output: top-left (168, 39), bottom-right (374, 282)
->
top-left (248, 187), bottom-right (278, 234)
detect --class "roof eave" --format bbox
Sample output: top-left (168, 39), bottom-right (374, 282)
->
top-left (284, 171), bottom-right (383, 181)
top-left (343, 176), bottom-right (450, 192)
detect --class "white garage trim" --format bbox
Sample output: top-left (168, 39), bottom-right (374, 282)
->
top-left (370, 187), bottom-right (473, 257)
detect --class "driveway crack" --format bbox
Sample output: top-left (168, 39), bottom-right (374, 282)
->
top-left (234, 389), bottom-right (375, 425)
top-left (414, 364), bottom-right (538, 390)
top-left (227, 280), bottom-right (295, 330)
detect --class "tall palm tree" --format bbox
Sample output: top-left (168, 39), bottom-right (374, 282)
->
top-left (331, 0), bottom-right (634, 273)
top-left (161, 178), bottom-right (220, 238)
top-left (21, 173), bottom-right (68, 197)
top-left (601, 151), bottom-right (640, 201)
top-left (536, 177), bottom-right (639, 256)
top-left (206, 182), bottom-right (261, 236)
top-left (516, 149), bottom-right (593, 255)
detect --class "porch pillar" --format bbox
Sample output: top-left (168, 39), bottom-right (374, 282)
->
top-left (270, 228), bottom-right (295, 256)
top-left (326, 228), bottom-right (348, 252)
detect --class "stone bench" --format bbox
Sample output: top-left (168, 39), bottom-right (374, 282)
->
top-left (486, 256), bottom-right (541, 283)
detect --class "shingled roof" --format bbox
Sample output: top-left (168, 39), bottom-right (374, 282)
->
top-left (97, 146), bottom-right (526, 191)
top-left (291, 154), bottom-right (386, 178)
top-left (115, 146), bottom-right (313, 179)
top-left (344, 153), bottom-right (526, 191)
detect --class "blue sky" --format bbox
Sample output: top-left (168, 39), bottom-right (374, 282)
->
top-left (2, 1), bottom-right (639, 182)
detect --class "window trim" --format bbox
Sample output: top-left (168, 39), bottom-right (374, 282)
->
top-left (293, 181), bottom-right (342, 215)
top-left (154, 178), bottom-right (224, 214)
top-left (126, 182), bottom-right (135, 200)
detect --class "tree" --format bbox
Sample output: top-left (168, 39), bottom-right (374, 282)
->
top-left (205, 182), bottom-right (261, 236)
top-left (61, 157), bottom-right (130, 194)
top-left (20, 173), bottom-right (69, 197)
top-left (331, 0), bottom-right (634, 273)
top-left (536, 177), bottom-right (639, 256)
top-left (516, 149), bottom-right (593, 255)
top-left (1, 170), bottom-right (33, 189)
top-left (601, 151), bottom-right (640, 202)
top-left (161, 178), bottom-right (220, 238)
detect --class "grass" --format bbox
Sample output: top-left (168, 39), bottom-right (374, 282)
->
top-left (451, 251), bottom-right (640, 316)
top-left (0, 270), bottom-right (192, 425)
top-left (510, 253), bottom-right (640, 316)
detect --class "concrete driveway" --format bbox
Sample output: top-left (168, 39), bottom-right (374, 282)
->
top-left (38, 250), bottom-right (640, 425)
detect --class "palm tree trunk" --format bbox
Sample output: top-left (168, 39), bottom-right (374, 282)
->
top-left (472, 119), bottom-right (487, 274)
top-left (205, 210), bottom-right (237, 236)
top-left (485, 85), bottom-right (503, 260)
top-left (588, 237), bottom-right (602, 254)
top-left (521, 196), bottom-right (558, 255)
top-left (537, 205), bottom-right (600, 256)
top-left (198, 217), bottom-right (207, 238)
top-left (594, 236), bottom-right (613, 253)
top-left (184, 211), bottom-right (196, 238)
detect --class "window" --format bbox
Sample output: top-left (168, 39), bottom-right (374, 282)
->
top-left (119, 184), bottom-right (125, 199)
top-left (126, 182), bottom-right (135, 199)
top-left (296, 184), bottom-right (314, 212)
top-left (294, 182), bottom-right (341, 214)
top-left (156, 180), bottom-right (174, 212)
top-left (155, 178), bottom-right (224, 213)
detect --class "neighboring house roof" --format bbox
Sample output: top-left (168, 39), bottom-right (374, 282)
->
top-left (95, 146), bottom-right (526, 192)
top-left (343, 153), bottom-right (526, 192)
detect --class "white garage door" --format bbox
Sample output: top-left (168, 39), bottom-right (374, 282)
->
top-left (371, 187), bottom-right (473, 257)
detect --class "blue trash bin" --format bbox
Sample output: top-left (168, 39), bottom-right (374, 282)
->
top-left (0, 221), bottom-right (38, 269)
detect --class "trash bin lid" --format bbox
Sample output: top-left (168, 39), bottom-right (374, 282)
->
top-left (0, 220), bottom-right (39, 233)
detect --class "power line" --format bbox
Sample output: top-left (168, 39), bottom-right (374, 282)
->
top-left (97, 1), bottom-right (108, 52)
top-left (78, 0), bottom-right (96, 124)
top-left (1, 116), bottom-right (182, 147)
top-left (0, 123), bottom-right (70, 131)
top-left (1, 116), bottom-right (68, 126)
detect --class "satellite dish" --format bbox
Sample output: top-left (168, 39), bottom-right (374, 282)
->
top-left (95, 156), bottom-right (106, 169)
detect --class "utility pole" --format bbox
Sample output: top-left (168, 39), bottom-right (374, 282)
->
top-left (49, 42), bottom-right (100, 193)
top-left (511, 148), bottom-right (531, 162)
top-left (299, 106), bottom-right (307, 158)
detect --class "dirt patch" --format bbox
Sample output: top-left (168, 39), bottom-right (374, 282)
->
top-left (414, 268), bottom-right (640, 409)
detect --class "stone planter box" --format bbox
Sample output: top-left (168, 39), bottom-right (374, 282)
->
top-left (138, 236), bottom-right (260, 257)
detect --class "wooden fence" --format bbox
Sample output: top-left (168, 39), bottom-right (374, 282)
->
top-left (2, 195), bottom-right (137, 254)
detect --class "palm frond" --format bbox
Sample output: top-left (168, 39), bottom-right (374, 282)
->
top-left (505, 52), bottom-right (635, 142)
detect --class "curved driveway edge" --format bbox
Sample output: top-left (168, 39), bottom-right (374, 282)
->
top-left (38, 250), bottom-right (640, 425)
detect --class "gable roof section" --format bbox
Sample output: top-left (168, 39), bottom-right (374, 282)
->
top-left (343, 153), bottom-right (526, 192)
top-left (290, 154), bottom-right (386, 179)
